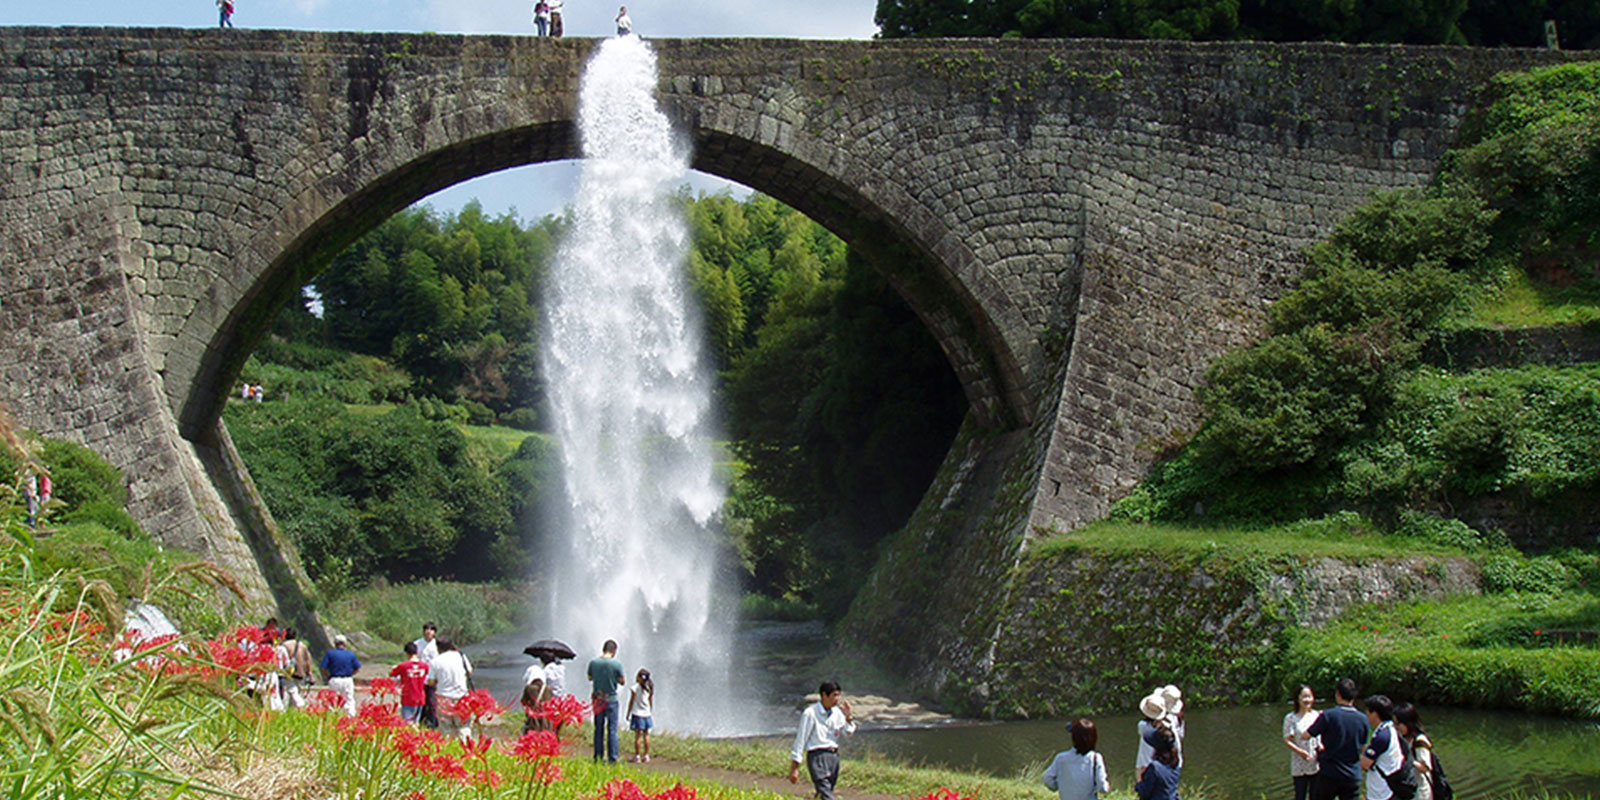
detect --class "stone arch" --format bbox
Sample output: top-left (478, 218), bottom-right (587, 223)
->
top-left (171, 111), bottom-right (1034, 444)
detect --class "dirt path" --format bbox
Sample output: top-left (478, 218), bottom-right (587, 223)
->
top-left (629, 754), bottom-right (901, 800)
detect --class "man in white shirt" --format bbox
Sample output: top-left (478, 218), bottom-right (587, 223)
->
top-left (413, 622), bottom-right (440, 728)
top-left (431, 637), bottom-right (474, 740)
top-left (1360, 695), bottom-right (1404, 800)
top-left (788, 681), bottom-right (857, 800)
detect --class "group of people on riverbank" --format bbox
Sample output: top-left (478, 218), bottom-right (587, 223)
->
top-left (1282, 678), bottom-right (1449, 800)
top-left (517, 637), bottom-right (656, 763)
top-left (1034, 679), bottom-right (1450, 800)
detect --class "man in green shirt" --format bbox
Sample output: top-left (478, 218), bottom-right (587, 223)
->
top-left (587, 639), bottom-right (625, 762)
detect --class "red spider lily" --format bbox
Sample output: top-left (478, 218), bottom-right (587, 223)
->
top-left (403, 793), bottom-right (426, 800)
top-left (467, 769), bottom-right (504, 790)
top-left (459, 735), bottom-right (494, 759)
top-left (598, 778), bottom-right (650, 800)
top-left (308, 689), bottom-right (347, 715)
top-left (653, 784), bottom-right (701, 800)
top-left (44, 609), bottom-right (106, 643)
top-left (369, 676), bottom-right (399, 697)
top-left (392, 727), bottom-right (451, 759)
top-left (537, 693), bottom-right (590, 730)
top-left (335, 702), bottom-right (407, 741)
top-left (205, 628), bottom-right (277, 676)
top-left (510, 730), bottom-right (563, 763)
top-left (912, 789), bottom-right (976, 800)
top-left (447, 689), bottom-right (505, 724)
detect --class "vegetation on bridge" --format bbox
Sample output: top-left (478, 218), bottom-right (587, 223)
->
top-left (876, 0), bottom-right (1600, 47)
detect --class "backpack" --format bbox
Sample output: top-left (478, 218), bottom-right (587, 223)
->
top-left (1382, 733), bottom-right (1419, 800)
top-left (1428, 749), bottom-right (1453, 800)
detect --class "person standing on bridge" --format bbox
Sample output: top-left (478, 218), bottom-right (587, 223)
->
top-left (616, 6), bottom-right (633, 35)
top-left (533, 0), bottom-right (551, 35)
top-left (549, 0), bottom-right (564, 37)
top-left (217, 0), bottom-right (235, 28)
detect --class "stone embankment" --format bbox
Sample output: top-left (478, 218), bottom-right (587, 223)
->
top-left (980, 547), bottom-right (1478, 717)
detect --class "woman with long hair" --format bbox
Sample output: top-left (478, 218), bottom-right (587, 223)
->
top-left (1283, 684), bottom-right (1321, 800)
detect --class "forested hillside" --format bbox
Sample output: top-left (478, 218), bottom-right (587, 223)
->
top-left (227, 193), bottom-right (965, 615)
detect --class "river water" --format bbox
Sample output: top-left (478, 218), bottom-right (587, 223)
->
top-left (469, 621), bottom-right (1598, 798)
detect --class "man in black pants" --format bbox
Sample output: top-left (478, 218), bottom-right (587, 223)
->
top-left (788, 681), bottom-right (857, 800)
top-left (1303, 677), bottom-right (1371, 800)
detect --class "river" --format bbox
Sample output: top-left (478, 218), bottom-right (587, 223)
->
top-left (467, 622), bottom-right (1599, 798)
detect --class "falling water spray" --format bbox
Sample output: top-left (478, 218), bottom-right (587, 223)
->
top-left (539, 35), bottom-right (738, 734)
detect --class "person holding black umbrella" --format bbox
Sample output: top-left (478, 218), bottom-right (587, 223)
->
top-left (523, 639), bottom-right (576, 697)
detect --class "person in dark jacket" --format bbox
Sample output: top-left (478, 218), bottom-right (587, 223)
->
top-left (1135, 724), bottom-right (1181, 800)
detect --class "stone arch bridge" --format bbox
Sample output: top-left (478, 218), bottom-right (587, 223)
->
top-left (0, 27), bottom-right (1584, 660)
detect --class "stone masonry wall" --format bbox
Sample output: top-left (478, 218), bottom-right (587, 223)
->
top-left (0, 27), bottom-right (1593, 654)
top-left (987, 547), bottom-right (1481, 717)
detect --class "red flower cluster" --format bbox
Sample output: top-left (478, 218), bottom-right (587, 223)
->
top-left (308, 689), bottom-right (348, 715)
top-left (535, 693), bottom-right (591, 731)
top-left (336, 702), bottom-right (407, 741)
top-left (447, 689), bottom-right (505, 724)
top-left (393, 727), bottom-right (471, 782)
top-left (205, 626), bottom-right (278, 675)
top-left (912, 789), bottom-right (976, 800)
top-left (44, 609), bottom-right (106, 643)
top-left (598, 779), bottom-right (700, 800)
top-left (368, 677), bottom-right (399, 699)
top-left (510, 730), bottom-right (562, 763)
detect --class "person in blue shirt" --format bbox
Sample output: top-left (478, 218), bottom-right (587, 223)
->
top-left (1134, 724), bottom-right (1180, 800)
top-left (319, 634), bottom-right (361, 717)
top-left (1303, 678), bottom-right (1371, 800)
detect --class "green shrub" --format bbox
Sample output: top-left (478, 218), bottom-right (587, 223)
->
top-left (40, 438), bottom-right (127, 512)
top-left (460, 399), bottom-right (495, 426)
top-left (57, 498), bottom-right (146, 542)
top-left (1193, 325), bottom-right (1406, 473)
top-left (1393, 510), bottom-right (1508, 552)
top-left (225, 398), bottom-right (514, 587)
top-left (500, 407), bottom-right (539, 431)
top-left (1481, 553), bottom-right (1577, 594)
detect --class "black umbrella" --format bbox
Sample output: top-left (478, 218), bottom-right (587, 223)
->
top-left (523, 638), bottom-right (577, 660)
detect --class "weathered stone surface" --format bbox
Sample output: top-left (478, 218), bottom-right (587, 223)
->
top-left (0, 27), bottom-right (1590, 660)
top-left (984, 551), bottom-right (1480, 716)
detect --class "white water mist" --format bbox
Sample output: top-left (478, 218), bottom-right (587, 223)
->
top-left (539, 35), bottom-right (737, 735)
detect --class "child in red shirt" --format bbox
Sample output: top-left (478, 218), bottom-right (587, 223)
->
top-left (391, 641), bottom-right (431, 723)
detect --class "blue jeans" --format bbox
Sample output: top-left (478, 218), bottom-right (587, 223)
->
top-left (593, 696), bottom-right (619, 762)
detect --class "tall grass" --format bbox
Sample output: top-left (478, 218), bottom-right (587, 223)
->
top-left (1275, 592), bottom-right (1600, 718)
top-left (326, 578), bottom-right (531, 648)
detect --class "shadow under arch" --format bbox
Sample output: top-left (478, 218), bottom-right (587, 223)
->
top-left (176, 120), bottom-right (1032, 444)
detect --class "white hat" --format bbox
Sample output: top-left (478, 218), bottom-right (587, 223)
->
top-left (1160, 684), bottom-right (1184, 716)
top-left (333, 633), bottom-right (349, 645)
top-left (1140, 690), bottom-right (1166, 720)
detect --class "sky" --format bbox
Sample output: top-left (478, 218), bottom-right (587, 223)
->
top-left (1, 0), bottom-right (880, 220)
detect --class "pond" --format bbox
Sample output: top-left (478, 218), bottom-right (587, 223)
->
top-left (842, 705), bottom-right (1599, 799)
top-left (466, 623), bottom-right (1599, 798)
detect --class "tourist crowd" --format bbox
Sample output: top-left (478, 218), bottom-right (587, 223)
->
top-left (238, 619), bottom-right (657, 763)
top-left (1036, 680), bottom-right (1451, 800)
